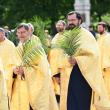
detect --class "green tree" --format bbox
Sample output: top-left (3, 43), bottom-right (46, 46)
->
top-left (91, 0), bottom-right (110, 21)
top-left (1, 0), bottom-right (74, 34)
top-left (0, 0), bottom-right (8, 25)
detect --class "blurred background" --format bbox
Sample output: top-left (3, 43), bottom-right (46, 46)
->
top-left (0, 0), bottom-right (110, 35)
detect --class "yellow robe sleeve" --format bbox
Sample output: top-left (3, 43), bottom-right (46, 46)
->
top-left (48, 48), bottom-right (71, 76)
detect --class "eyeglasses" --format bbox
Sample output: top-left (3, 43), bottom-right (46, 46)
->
top-left (17, 31), bottom-right (27, 35)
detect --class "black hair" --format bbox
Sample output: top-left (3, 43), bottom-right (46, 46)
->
top-left (67, 11), bottom-right (83, 24)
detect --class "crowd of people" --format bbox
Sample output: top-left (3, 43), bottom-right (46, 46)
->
top-left (0, 11), bottom-right (110, 110)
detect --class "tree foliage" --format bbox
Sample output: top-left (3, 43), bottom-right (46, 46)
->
top-left (1, 0), bottom-right (110, 33)
top-left (91, 0), bottom-right (110, 21)
top-left (1, 0), bottom-right (74, 31)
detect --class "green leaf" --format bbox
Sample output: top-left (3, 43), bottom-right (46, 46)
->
top-left (55, 27), bottom-right (81, 56)
top-left (32, 17), bottom-right (50, 54)
top-left (18, 37), bottom-right (45, 67)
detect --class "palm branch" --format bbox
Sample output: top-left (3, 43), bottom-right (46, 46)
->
top-left (32, 17), bottom-right (50, 54)
top-left (22, 38), bottom-right (45, 67)
top-left (16, 37), bottom-right (46, 81)
top-left (55, 27), bottom-right (81, 56)
top-left (17, 37), bottom-right (45, 68)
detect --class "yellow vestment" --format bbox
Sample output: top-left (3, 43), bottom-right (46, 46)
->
top-left (0, 58), bottom-right (8, 110)
top-left (10, 37), bottom-right (58, 110)
top-left (50, 32), bottom-right (65, 97)
top-left (0, 38), bottom-right (17, 105)
top-left (49, 28), bottom-right (110, 110)
top-left (97, 33), bottom-right (110, 98)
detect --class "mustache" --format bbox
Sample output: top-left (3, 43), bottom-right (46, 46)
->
top-left (66, 24), bottom-right (75, 30)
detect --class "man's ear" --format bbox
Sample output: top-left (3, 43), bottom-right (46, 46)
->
top-left (79, 19), bottom-right (81, 25)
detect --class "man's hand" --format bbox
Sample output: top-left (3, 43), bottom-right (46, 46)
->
top-left (55, 77), bottom-right (60, 85)
top-left (68, 56), bottom-right (76, 66)
top-left (13, 66), bottom-right (24, 76)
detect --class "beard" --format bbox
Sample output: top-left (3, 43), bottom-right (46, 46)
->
top-left (99, 30), bottom-right (105, 35)
top-left (99, 32), bottom-right (104, 35)
top-left (66, 24), bottom-right (76, 30)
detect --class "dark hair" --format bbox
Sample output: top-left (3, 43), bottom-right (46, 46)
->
top-left (17, 23), bottom-right (29, 31)
top-left (98, 22), bottom-right (106, 28)
top-left (67, 11), bottom-right (83, 24)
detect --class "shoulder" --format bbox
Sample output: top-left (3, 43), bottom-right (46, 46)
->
top-left (80, 27), bottom-right (96, 42)
top-left (5, 38), bottom-right (15, 48)
top-left (81, 27), bottom-right (93, 36)
top-left (104, 33), bottom-right (110, 43)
